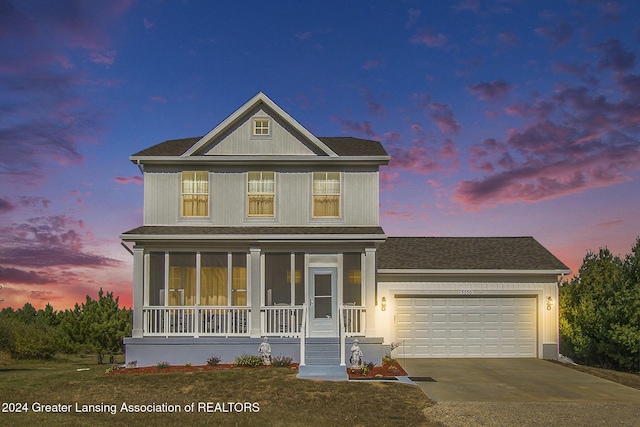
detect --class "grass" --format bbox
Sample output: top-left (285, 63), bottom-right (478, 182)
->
top-left (0, 355), bottom-right (434, 427)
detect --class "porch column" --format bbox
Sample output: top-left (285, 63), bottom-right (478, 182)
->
top-left (249, 247), bottom-right (262, 337)
top-left (132, 245), bottom-right (144, 338)
top-left (364, 247), bottom-right (377, 336)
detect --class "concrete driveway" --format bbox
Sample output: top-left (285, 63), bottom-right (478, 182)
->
top-left (400, 358), bottom-right (640, 402)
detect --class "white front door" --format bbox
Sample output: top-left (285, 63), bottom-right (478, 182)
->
top-left (309, 268), bottom-right (337, 337)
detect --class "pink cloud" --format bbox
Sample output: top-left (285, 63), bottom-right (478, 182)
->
top-left (454, 81), bottom-right (640, 207)
top-left (380, 170), bottom-right (399, 190)
top-left (497, 32), bottom-right (520, 47)
top-left (363, 89), bottom-right (386, 117)
top-left (591, 38), bottom-right (636, 72)
top-left (362, 59), bottom-right (382, 70)
top-left (380, 202), bottom-right (430, 222)
top-left (1, 267), bottom-right (53, 285)
top-left (552, 62), bottom-right (598, 86)
top-left (428, 103), bottom-right (461, 135)
top-left (150, 95), bottom-right (168, 104)
top-left (467, 80), bottom-right (513, 101)
top-left (452, 0), bottom-right (480, 14)
top-left (331, 116), bottom-right (380, 140)
top-left (114, 176), bottom-right (143, 185)
top-left (535, 16), bottom-right (573, 48)
top-left (406, 8), bottom-right (421, 29)
top-left (0, 215), bottom-right (121, 269)
top-left (0, 197), bottom-right (15, 213)
top-left (295, 31), bottom-right (312, 40)
top-left (143, 18), bottom-right (156, 29)
top-left (410, 28), bottom-right (448, 48)
top-left (0, 2), bottom-right (131, 183)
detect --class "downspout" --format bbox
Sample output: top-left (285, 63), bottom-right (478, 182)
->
top-left (136, 159), bottom-right (144, 175)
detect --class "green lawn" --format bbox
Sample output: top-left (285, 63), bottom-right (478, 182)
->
top-left (0, 356), bottom-right (435, 427)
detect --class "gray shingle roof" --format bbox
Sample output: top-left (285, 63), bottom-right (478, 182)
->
top-left (320, 137), bottom-right (388, 156)
top-left (378, 237), bottom-right (569, 271)
top-left (131, 136), bottom-right (387, 158)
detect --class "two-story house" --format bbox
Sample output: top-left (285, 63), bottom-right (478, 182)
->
top-left (121, 92), bottom-right (569, 379)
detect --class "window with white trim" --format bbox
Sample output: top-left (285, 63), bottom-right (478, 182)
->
top-left (312, 172), bottom-right (340, 217)
top-left (248, 171), bottom-right (275, 217)
top-left (181, 171), bottom-right (209, 217)
top-left (253, 119), bottom-right (270, 135)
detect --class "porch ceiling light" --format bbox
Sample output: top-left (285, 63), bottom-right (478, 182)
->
top-left (381, 297), bottom-right (387, 311)
top-left (546, 296), bottom-right (554, 310)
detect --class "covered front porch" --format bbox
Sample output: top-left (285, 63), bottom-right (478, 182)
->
top-left (140, 304), bottom-right (365, 338)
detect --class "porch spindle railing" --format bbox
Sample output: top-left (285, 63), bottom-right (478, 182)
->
top-left (143, 306), bottom-right (250, 337)
top-left (261, 306), bottom-right (304, 337)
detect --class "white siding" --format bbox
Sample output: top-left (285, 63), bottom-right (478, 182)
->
top-left (144, 172), bottom-right (179, 225)
top-left (343, 171), bottom-right (378, 225)
top-left (143, 170), bottom-right (380, 226)
top-left (205, 109), bottom-right (316, 156)
top-left (211, 172), bottom-right (246, 225)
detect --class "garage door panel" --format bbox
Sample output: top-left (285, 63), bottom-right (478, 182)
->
top-left (395, 297), bottom-right (537, 358)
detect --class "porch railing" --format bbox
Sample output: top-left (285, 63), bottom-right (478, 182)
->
top-left (261, 305), bottom-right (304, 337)
top-left (342, 305), bottom-right (365, 336)
top-left (143, 306), bottom-right (250, 337)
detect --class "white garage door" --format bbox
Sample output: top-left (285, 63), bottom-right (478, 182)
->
top-left (395, 297), bottom-right (537, 357)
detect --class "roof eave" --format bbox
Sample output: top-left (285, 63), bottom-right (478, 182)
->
top-left (120, 233), bottom-right (387, 242)
top-left (129, 155), bottom-right (390, 165)
top-left (377, 268), bottom-right (571, 276)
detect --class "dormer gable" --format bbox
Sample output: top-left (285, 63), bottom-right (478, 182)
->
top-left (184, 92), bottom-right (338, 157)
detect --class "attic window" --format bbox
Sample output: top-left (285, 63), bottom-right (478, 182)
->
top-left (253, 119), bottom-right (270, 136)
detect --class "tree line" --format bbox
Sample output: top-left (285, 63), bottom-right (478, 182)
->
top-left (560, 237), bottom-right (640, 371)
top-left (0, 288), bottom-right (131, 363)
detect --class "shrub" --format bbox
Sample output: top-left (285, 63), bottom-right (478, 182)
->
top-left (234, 353), bottom-right (263, 367)
top-left (271, 355), bottom-right (293, 367)
top-left (207, 355), bottom-right (221, 366)
top-left (155, 361), bottom-right (170, 369)
top-left (0, 319), bottom-right (58, 360)
top-left (105, 365), bottom-right (124, 374)
top-left (185, 362), bottom-right (192, 367)
top-left (125, 360), bottom-right (138, 369)
top-left (382, 354), bottom-right (397, 365)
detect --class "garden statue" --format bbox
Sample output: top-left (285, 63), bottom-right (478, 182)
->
top-left (350, 339), bottom-right (363, 368)
top-left (258, 337), bottom-right (272, 365)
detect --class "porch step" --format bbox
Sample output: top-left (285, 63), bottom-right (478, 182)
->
top-left (304, 338), bottom-right (341, 366)
top-left (297, 365), bottom-right (348, 381)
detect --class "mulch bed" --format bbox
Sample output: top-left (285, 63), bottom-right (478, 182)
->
top-left (106, 360), bottom-right (408, 379)
top-left (106, 363), bottom-right (299, 375)
top-left (347, 360), bottom-right (408, 379)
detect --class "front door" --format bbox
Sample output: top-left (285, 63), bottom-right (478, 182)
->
top-left (309, 268), bottom-right (337, 337)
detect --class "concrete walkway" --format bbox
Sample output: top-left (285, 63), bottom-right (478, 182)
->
top-left (400, 358), bottom-right (640, 402)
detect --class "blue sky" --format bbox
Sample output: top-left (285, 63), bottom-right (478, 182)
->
top-left (1, 0), bottom-right (639, 309)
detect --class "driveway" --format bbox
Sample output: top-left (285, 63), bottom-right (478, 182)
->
top-left (400, 358), bottom-right (640, 402)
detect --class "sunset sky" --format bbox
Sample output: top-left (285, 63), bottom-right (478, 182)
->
top-left (1, 0), bottom-right (639, 311)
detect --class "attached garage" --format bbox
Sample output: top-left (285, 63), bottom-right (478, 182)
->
top-left (376, 237), bottom-right (571, 360)
top-left (394, 296), bottom-right (537, 357)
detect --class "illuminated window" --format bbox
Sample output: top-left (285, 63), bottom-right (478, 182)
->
top-left (313, 172), bottom-right (340, 217)
top-left (181, 171), bottom-right (208, 217)
top-left (343, 253), bottom-right (362, 306)
top-left (248, 172), bottom-right (275, 217)
top-left (253, 119), bottom-right (270, 135)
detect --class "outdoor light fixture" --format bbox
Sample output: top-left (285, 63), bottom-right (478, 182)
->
top-left (381, 297), bottom-right (387, 311)
top-left (547, 296), bottom-right (554, 310)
